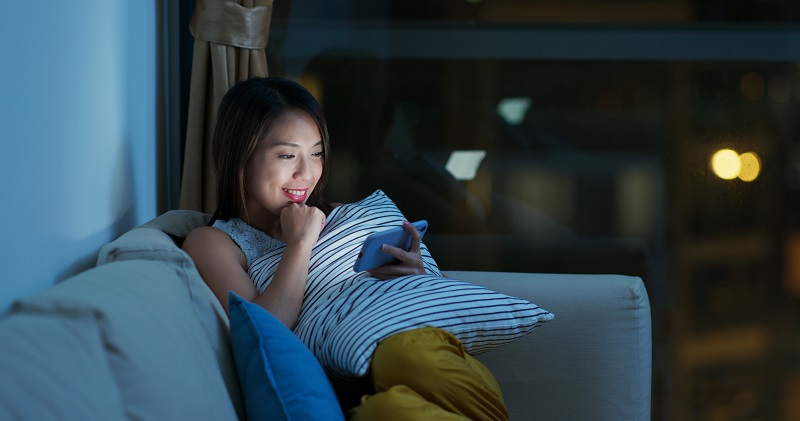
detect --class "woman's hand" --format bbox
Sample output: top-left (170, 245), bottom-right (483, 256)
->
top-left (367, 220), bottom-right (426, 280)
top-left (278, 203), bottom-right (325, 245)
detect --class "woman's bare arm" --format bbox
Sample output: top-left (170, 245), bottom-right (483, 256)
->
top-left (182, 217), bottom-right (318, 329)
top-left (182, 226), bottom-right (256, 312)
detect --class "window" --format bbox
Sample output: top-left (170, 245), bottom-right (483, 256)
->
top-left (176, 1), bottom-right (800, 418)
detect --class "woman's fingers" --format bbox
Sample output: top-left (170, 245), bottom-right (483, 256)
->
top-left (367, 221), bottom-right (426, 279)
top-left (280, 204), bottom-right (324, 243)
top-left (403, 220), bottom-right (422, 253)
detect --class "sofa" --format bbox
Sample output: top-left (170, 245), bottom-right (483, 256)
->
top-left (0, 210), bottom-right (652, 420)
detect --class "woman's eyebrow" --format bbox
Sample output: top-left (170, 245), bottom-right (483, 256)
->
top-left (268, 140), bottom-right (323, 148)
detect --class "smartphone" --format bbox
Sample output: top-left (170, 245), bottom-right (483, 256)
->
top-left (352, 220), bottom-right (428, 272)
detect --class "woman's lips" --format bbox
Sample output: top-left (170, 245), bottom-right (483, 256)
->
top-left (283, 188), bottom-right (308, 202)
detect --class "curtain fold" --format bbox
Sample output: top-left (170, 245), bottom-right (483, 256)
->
top-left (179, 0), bottom-right (274, 213)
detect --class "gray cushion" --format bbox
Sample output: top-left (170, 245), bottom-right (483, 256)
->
top-left (10, 260), bottom-right (240, 420)
top-left (95, 210), bottom-right (242, 417)
top-left (96, 210), bottom-right (210, 266)
top-left (0, 311), bottom-right (126, 420)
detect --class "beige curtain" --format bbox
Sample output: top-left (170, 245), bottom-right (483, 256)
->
top-left (179, 0), bottom-right (274, 213)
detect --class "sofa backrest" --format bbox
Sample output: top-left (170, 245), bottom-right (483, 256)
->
top-left (451, 270), bottom-right (652, 421)
top-left (0, 259), bottom-right (241, 420)
top-left (0, 308), bottom-right (126, 420)
top-left (95, 209), bottom-right (244, 419)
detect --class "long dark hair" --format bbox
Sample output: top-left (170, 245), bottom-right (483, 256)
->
top-left (212, 77), bottom-right (332, 220)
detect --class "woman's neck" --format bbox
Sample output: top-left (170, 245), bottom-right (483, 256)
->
top-left (243, 211), bottom-right (282, 240)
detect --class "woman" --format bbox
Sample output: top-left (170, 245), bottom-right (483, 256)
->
top-left (182, 77), bottom-right (508, 420)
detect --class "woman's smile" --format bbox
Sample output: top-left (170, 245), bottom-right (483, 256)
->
top-left (283, 188), bottom-right (309, 203)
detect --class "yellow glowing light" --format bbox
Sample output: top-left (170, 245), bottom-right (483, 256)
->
top-left (711, 149), bottom-right (741, 180)
top-left (738, 152), bottom-right (761, 182)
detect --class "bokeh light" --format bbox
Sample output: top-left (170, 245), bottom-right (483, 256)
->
top-left (497, 97), bottom-right (532, 125)
top-left (711, 149), bottom-right (742, 180)
top-left (710, 149), bottom-right (762, 181)
top-left (768, 75), bottom-right (791, 103)
top-left (738, 152), bottom-right (761, 182)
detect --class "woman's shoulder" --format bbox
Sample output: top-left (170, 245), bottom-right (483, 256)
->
top-left (183, 225), bottom-right (238, 252)
top-left (206, 218), bottom-right (281, 267)
top-left (182, 225), bottom-right (246, 267)
top-left (182, 226), bottom-right (249, 283)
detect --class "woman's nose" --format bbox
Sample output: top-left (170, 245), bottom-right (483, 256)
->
top-left (294, 156), bottom-right (311, 180)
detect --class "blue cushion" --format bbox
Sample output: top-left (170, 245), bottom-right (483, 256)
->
top-left (227, 292), bottom-right (344, 421)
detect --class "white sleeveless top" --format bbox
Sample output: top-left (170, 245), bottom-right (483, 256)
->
top-left (212, 217), bottom-right (285, 293)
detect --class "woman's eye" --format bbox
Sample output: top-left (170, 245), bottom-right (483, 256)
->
top-left (278, 154), bottom-right (295, 159)
top-left (312, 151), bottom-right (324, 157)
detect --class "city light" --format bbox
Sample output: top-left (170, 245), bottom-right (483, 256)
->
top-left (710, 149), bottom-right (761, 182)
top-left (497, 97), bottom-right (531, 125)
top-left (445, 150), bottom-right (486, 180)
top-left (738, 152), bottom-right (762, 182)
top-left (711, 149), bottom-right (741, 180)
top-left (768, 75), bottom-right (791, 103)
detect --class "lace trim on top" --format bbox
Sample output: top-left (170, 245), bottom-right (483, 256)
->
top-left (212, 218), bottom-right (282, 268)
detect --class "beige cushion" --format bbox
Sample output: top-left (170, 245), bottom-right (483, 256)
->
top-left (96, 210), bottom-right (243, 417)
top-left (0, 311), bottom-right (125, 420)
top-left (10, 260), bottom-right (240, 420)
top-left (95, 210), bottom-right (210, 266)
top-left (142, 209), bottom-right (212, 238)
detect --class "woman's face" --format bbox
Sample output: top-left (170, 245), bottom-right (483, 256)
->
top-left (243, 108), bottom-right (324, 225)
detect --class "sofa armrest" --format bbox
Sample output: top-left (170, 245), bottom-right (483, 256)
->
top-left (445, 271), bottom-right (652, 421)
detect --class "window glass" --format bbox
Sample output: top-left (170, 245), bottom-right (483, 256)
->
top-left (265, 1), bottom-right (800, 419)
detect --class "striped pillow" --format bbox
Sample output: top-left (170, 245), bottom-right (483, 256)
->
top-left (302, 273), bottom-right (553, 382)
top-left (245, 190), bottom-right (554, 381)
